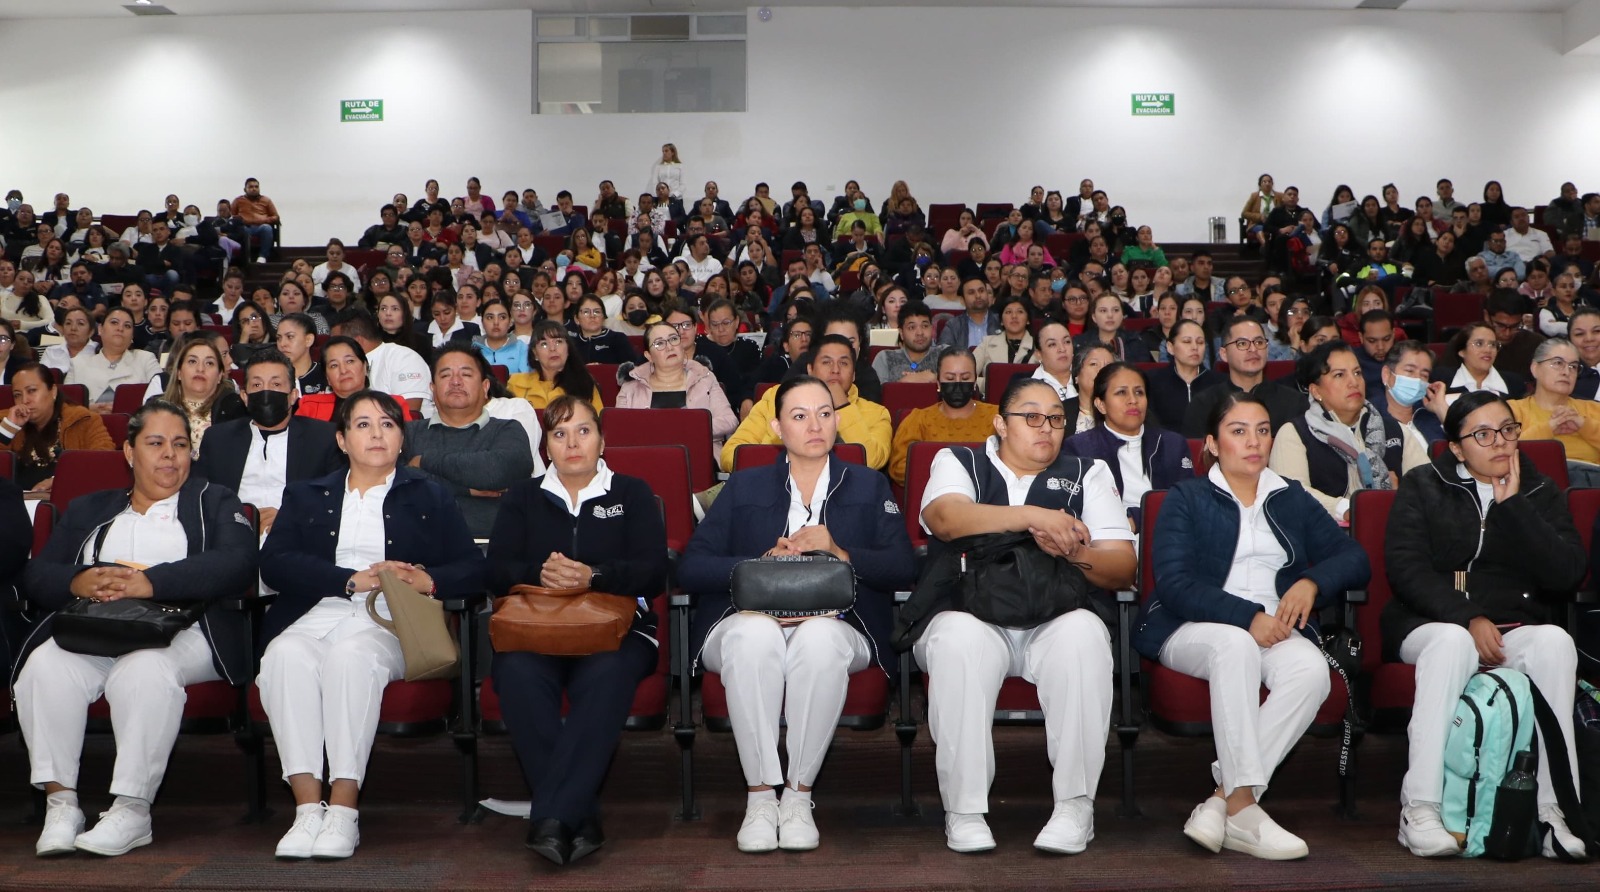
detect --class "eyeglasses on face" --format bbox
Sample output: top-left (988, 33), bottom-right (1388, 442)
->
top-left (669, 321), bottom-right (695, 332)
top-left (1458, 422), bottom-right (1522, 447)
top-left (1003, 411), bottom-right (1068, 430)
top-left (1535, 357), bottom-right (1582, 373)
top-left (649, 335), bottom-right (682, 351)
top-left (1467, 339), bottom-right (1501, 351)
top-left (1225, 337), bottom-right (1269, 352)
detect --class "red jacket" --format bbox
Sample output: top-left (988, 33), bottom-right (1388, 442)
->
top-left (295, 392), bottom-right (415, 422)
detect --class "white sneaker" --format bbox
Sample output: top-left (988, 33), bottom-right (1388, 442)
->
top-left (944, 812), bottom-right (995, 853)
top-left (310, 806), bottom-right (359, 859)
top-left (1222, 804), bottom-right (1308, 861)
top-left (736, 797), bottom-right (780, 853)
top-left (1034, 797), bottom-right (1094, 855)
top-left (1398, 803), bottom-right (1460, 857)
top-left (1183, 796), bottom-right (1227, 853)
top-left (275, 803), bottom-right (327, 859)
top-left (776, 796), bottom-right (819, 851)
top-left (36, 801), bottom-right (85, 856)
top-left (73, 805), bottom-right (152, 856)
top-left (1540, 805), bottom-right (1588, 860)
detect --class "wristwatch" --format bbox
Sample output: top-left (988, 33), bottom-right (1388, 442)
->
top-left (345, 577), bottom-right (358, 597)
top-left (589, 567), bottom-right (605, 591)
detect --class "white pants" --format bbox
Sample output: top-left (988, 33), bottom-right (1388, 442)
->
top-left (258, 597), bottom-right (405, 785)
top-left (700, 613), bottom-right (871, 789)
top-left (17, 626), bottom-right (220, 801)
top-left (913, 609), bottom-right (1111, 814)
top-left (1399, 622), bottom-right (1579, 809)
top-left (1158, 623), bottom-right (1330, 799)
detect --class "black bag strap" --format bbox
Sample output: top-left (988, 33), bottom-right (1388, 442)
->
top-left (88, 518), bottom-right (114, 565)
top-left (1528, 680), bottom-right (1595, 862)
top-left (1317, 644), bottom-right (1361, 780)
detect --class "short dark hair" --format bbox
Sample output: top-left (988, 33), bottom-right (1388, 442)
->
top-left (1385, 339), bottom-right (1434, 372)
top-left (1297, 341), bottom-right (1356, 389)
top-left (430, 342), bottom-right (494, 381)
top-left (1220, 314), bottom-right (1265, 343)
top-left (332, 388), bottom-right (405, 436)
top-left (241, 348), bottom-right (296, 384)
top-left (1484, 289), bottom-right (1529, 319)
top-left (320, 334), bottom-right (368, 367)
top-left (809, 334), bottom-right (857, 367)
top-left (774, 374), bottom-right (829, 413)
top-left (1445, 390), bottom-right (1511, 443)
top-left (333, 307), bottom-right (379, 341)
top-left (129, 399), bottom-right (192, 442)
top-left (543, 393), bottom-right (600, 433)
top-left (937, 348), bottom-right (976, 377)
top-left (899, 300), bottom-right (933, 326)
top-left (1359, 309), bottom-right (1395, 332)
top-left (1204, 392), bottom-right (1269, 440)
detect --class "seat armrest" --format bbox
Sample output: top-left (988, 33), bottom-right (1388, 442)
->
top-left (894, 590), bottom-right (912, 605)
top-left (670, 592), bottom-right (693, 609)
top-left (1345, 589), bottom-right (1368, 605)
top-left (1115, 589), bottom-right (1136, 605)
top-left (1575, 588), bottom-right (1598, 605)
top-left (442, 592), bottom-right (487, 613)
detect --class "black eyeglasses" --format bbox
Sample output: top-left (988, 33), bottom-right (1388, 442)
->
top-left (1457, 422), bottom-right (1522, 447)
top-left (1003, 411), bottom-right (1068, 430)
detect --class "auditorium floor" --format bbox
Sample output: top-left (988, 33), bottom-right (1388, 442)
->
top-left (0, 724), bottom-right (1591, 891)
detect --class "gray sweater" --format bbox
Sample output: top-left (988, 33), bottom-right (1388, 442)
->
top-left (872, 344), bottom-right (948, 384)
top-left (402, 415), bottom-right (535, 537)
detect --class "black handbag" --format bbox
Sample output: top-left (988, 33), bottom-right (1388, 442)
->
top-left (951, 531), bottom-right (1090, 629)
top-left (730, 551), bottom-right (856, 619)
top-left (52, 520), bottom-right (206, 658)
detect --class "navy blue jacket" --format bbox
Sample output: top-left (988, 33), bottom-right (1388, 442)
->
top-left (486, 471), bottom-right (667, 641)
top-left (259, 467), bottom-right (486, 647)
top-left (1133, 474), bottom-right (1370, 659)
top-left (1063, 423), bottom-right (1193, 529)
top-left (18, 477), bottom-right (259, 685)
top-left (679, 454), bottom-right (916, 672)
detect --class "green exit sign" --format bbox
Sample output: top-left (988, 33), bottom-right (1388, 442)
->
top-left (1131, 93), bottom-right (1174, 116)
top-left (341, 99), bottom-right (384, 122)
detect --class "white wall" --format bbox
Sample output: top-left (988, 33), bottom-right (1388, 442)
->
top-left (1, 7), bottom-right (1598, 245)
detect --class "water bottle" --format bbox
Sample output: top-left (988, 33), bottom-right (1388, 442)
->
top-left (1209, 216), bottom-right (1226, 243)
top-left (1484, 750), bottom-right (1538, 860)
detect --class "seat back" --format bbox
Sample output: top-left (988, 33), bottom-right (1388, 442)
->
top-left (0, 450), bottom-right (11, 481)
top-left (587, 363), bottom-right (621, 407)
top-left (1349, 489), bottom-right (1397, 675)
top-left (1264, 360), bottom-right (1295, 381)
top-left (904, 441), bottom-right (981, 549)
top-left (1432, 292), bottom-right (1484, 334)
top-left (984, 362), bottom-right (1038, 403)
top-left (603, 444), bottom-right (695, 555)
top-left (880, 381), bottom-right (939, 420)
top-left (1427, 438), bottom-right (1567, 489)
top-left (50, 450), bottom-right (133, 515)
top-left (100, 413), bottom-right (130, 448)
top-left (61, 384), bottom-right (87, 406)
top-left (1568, 488), bottom-right (1600, 593)
top-left (112, 382), bottom-right (148, 416)
top-left (1138, 489), bottom-right (1168, 605)
top-left (601, 407), bottom-right (715, 492)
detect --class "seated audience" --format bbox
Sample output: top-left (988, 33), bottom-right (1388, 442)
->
top-left (258, 390), bottom-right (485, 860)
top-left (871, 301), bottom-right (944, 385)
top-left (157, 335), bottom-right (248, 457)
top-left (1030, 321), bottom-right (1077, 403)
top-left (902, 376), bottom-right (1136, 854)
top-left (275, 312), bottom-right (330, 395)
top-left (1064, 362), bottom-right (1192, 530)
top-left (331, 309), bottom-right (431, 415)
top-left (65, 308), bottom-right (161, 411)
top-left (1147, 319), bottom-right (1224, 432)
top-left (1383, 391), bottom-right (1586, 860)
top-left (403, 346), bottom-right (536, 537)
top-left (1, 362), bottom-right (114, 490)
top-left (752, 313), bottom-right (811, 389)
top-left (889, 349), bottom-right (999, 486)
top-left (294, 336), bottom-right (416, 423)
top-left (1183, 317), bottom-right (1306, 440)
top-left (20, 401), bottom-right (258, 858)
top-left (616, 321), bottom-right (738, 451)
top-left (720, 334), bottom-right (891, 472)
top-left (681, 375), bottom-right (915, 854)
top-left (486, 395), bottom-right (667, 865)
top-left (935, 277), bottom-right (1001, 351)
top-left (973, 297), bottom-right (1037, 380)
top-left (1075, 294), bottom-right (1153, 363)
top-left (507, 319), bottom-right (604, 414)
top-left (1377, 340), bottom-right (1449, 450)
top-left (1134, 393), bottom-right (1369, 861)
top-left (694, 298), bottom-right (760, 407)
top-left (1269, 342), bottom-right (1427, 522)
top-left (1508, 337), bottom-right (1600, 488)
top-left (1433, 322), bottom-right (1526, 402)
top-left (570, 294), bottom-right (637, 366)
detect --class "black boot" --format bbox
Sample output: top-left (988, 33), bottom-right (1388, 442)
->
top-left (569, 815), bottom-right (605, 863)
top-left (526, 817), bottom-right (571, 865)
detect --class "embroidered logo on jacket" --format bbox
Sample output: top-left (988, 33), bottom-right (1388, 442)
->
top-left (591, 504), bottom-right (625, 519)
top-left (1045, 477), bottom-right (1081, 495)
top-left (883, 500), bottom-right (900, 514)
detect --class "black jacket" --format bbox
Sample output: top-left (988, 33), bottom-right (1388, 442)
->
top-left (359, 222), bottom-right (408, 249)
top-left (571, 328), bottom-right (639, 366)
top-left (259, 467), bottom-right (486, 646)
top-left (1181, 376), bottom-right (1307, 440)
top-left (194, 416), bottom-right (344, 497)
top-left (486, 472), bottom-right (667, 641)
top-left (1381, 451), bottom-right (1585, 660)
top-left (1147, 365), bottom-right (1224, 433)
top-left (17, 477), bottom-right (260, 685)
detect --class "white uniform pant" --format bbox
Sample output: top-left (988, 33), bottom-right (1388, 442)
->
top-left (17, 626), bottom-right (220, 801)
top-left (1158, 622), bottom-right (1330, 799)
top-left (913, 609), bottom-right (1112, 814)
top-left (1399, 622), bottom-right (1579, 809)
top-left (700, 613), bottom-right (871, 789)
top-left (258, 598), bottom-right (404, 785)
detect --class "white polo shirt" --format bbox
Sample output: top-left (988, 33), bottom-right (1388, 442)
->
top-left (918, 437), bottom-right (1135, 544)
top-left (365, 341), bottom-right (430, 408)
top-left (82, 493), bottom-right (188, 567)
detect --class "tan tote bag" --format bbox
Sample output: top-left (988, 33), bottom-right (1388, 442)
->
top-left (368, 569), bottom-right (460, 681)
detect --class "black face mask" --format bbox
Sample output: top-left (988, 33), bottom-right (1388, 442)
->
top-left (939, 381), bottom-right (976, 409)
top-left (626, 308), bottom-right (650, 326)
top-left (247, 389), bottom-right (291, 428)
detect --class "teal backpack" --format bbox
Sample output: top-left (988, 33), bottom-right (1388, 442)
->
top-left (1441, 668), bottom-right (1535, 857)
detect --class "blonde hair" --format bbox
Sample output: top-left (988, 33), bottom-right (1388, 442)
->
top-left (160, 334), bottom-right (235, 418)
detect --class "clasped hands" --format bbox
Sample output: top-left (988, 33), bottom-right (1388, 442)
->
top-left (70, 563), bottom-right (154, 602)
top-left (1249, 579), bottom-right (1319, 647)
top-left (346, 561), bottom-right (436, 597)
top-left (1027, 507), bottom-right (1091, 559)
top-left (763, 524), bottom-right (845, 560)
top-left (540, 552), bottom-right (593, 589)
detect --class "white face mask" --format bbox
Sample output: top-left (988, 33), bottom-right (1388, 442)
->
top-left (184, 214), bottom-right (200, 226)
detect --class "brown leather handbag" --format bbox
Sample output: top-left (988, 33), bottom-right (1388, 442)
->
top-left (489, 584), bottom-right (637, 657)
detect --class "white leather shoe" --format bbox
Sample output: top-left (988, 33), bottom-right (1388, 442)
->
top-left (275, 803), bottom-right (327, 859)
top-left (736, 797), bottom-right (780, 853)
top-left (1540, 805), bottom-right (1587, 860)
top-left (776, 796), bottom-right (819, 851)
top-left (944, 812), bottom-right (995, 853)
top-left (1183, 797), bottom-right (1227, 853)
top-left (1398, 803), bottom-right (1459, 857)
top-left (36, 801), bottom-right (85, 856)
top-left (310, 806), bottom-right (359, 859)
top-left (73, 805), bottom-right (152, 857)
top-left (1222, 804), bottom-right (1308, 860)
top-left (1034, 797), bottom-right (1094, 855)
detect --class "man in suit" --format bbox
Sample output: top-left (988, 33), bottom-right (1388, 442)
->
top-left (195, 349), bottom-right (343, 536)
top-left (936, 277), bottom-right (1002, 351)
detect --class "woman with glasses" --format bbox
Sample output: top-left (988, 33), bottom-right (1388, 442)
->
top-left (228, 300), bottom-right (276, 369)
top-left (753, 313), bottom-right (812, 389)
top-left (570, 294), bottom-right (638, 365)
top-left (616, 321), bottom-right (737, 450)
top-left (1384, 391), bottom-right (1587, 859)
top-left (1509, 338), bottom-right (1600, 488)
top-left (1268, 343), bottom-right (1426, 522)
top-left (1434, 322), bottom-right (1526, 402)
top-left (507, 319), bottom-right (602, 414)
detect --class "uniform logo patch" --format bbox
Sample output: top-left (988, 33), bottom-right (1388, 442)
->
top-left (1045, 477), bottom-right (1081, 495)
top-left (234, 512), bottom-right (251, 527)
top-left (883, 500), bottom-right (900, 514)
top-left (591, 504), bottom-right (625, 519)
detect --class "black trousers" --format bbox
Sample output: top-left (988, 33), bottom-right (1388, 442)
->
top-left (492, 633), bottom-right (656, 827)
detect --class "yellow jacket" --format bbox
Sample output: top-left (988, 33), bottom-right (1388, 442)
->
top-left (1510, 396), bottom-right (1600, 465)
top-left (507, 372), bottom-right (605, 415)
top-left (888, 402), bottom-right (999, 485)
top-left (719, 383), bottom-right (891, 472)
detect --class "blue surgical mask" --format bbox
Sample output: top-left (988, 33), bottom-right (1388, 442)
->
top-left (852, 198), bottom-right (867, 211)
top-left (556, 254), bottom-right (570, 268)
top-left (1389, 373), bottom-right (1426, 407)
top-left (1050, 279), bottom-right (1067, 293)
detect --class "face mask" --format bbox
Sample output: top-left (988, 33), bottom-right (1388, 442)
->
top-left (626, 308), bottom-right (649, 326)
top-left (939, 381), bottom-right (976, 409)
top-left (246, 389), bottom-right (291, 427)
top-left (1050, 279), bottom-right (1067, 293)
top-left (184, 214), bottom-right (199, 226)
top-left (915, 256), bottom-right (931, 268)
top-left (5, 198), bottom-right (19, 213)
top-left (852, 199), bottom-right (867, 212)
top-left (556, 254), bottom-right (570, 268)
top-left (1389, 373), bottom-right (1426, 408)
